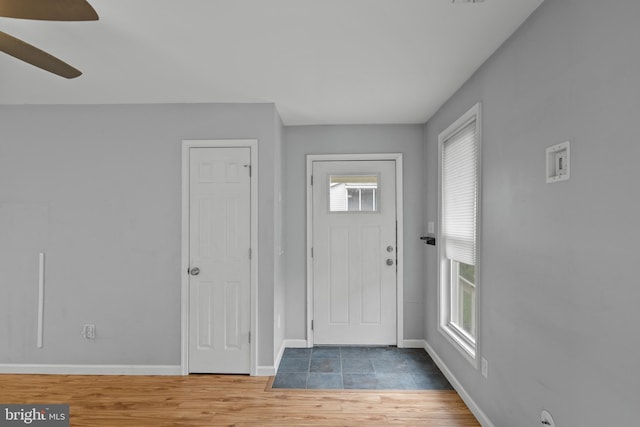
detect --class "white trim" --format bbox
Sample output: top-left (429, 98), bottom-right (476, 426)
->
top-left (306, 153), bottom-right (404, 347)
top-left (403, 339), bottom-right (427, 349)
top-left (437, 102), bottom-right (481, 367)
top-left (274, 341), bottom-right (286, 374)
top-left (439, 322), bottom-right (478, 366)
top-left (0, 364), bottom-right (182, 376)
top-left (306, 158), bottom-right (314, 346)
top-left (283, 339), bottom-right (309, 348)
top-left (255, 365), bottom-right (276, 376)
top-left (424, 341), bottom-right (495, 427)
top-left (395, 155), bottom-right (404, 347)
top-left (181, 139), bottom-right (259, 376)
top-left (37, 252), bottom-right (45, 349)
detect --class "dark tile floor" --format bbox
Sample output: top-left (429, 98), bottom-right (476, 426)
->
top-left (272, 346), bottom-right (454, 390)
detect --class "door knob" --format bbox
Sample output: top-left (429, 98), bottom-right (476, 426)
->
top-left (386, 246), bottom-right (394, 252)
top-left (386, 259), bottom-right (394, 266)
top-left (189, 267), bottom-right (200, 276)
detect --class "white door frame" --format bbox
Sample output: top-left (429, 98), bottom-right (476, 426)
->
top-left (181, 139), bottom-right (258, 375)
top-left (306, 153), bottom-right (404, 348)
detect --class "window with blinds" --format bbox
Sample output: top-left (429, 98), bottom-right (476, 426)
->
top-left (438, 103), bottom-right (480, 363)
top-left (442, 118), bottom-right (478, 267)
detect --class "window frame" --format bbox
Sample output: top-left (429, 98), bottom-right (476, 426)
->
top-left (450, 260), bottom-right (476, 343)
top-left (437, 102), bottom-right (482, 367)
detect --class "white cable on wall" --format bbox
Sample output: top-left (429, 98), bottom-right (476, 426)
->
top-left (37, 252), bottom-right (45, 348)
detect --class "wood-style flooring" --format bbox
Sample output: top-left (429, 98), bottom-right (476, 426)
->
top-left (0, 374), bottom-right (480, 426)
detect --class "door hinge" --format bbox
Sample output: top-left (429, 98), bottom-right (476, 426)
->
top-left (310, 175), bottom-right (313, 186)
top-left (244, 164), bottom-right (252, 177)
top-left (311, 320), bottom-right (314, 331)
top-left (249, 248), bottom-right (252, 259)
top-left (248, 331), bottom-right (251, 343)
top-left (311, 247), bottom-right (313, 258)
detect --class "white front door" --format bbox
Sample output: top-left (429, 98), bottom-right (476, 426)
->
top-left (188, 147), bottom-right (251, 373)
top-left (312, 160), bottom-right (397, 345)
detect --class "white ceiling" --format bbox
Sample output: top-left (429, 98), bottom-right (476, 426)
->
top-left (0, 0), bottom-right (543, 125)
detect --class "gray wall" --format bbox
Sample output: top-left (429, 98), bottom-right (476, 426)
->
top-left (283, 125), bottom-right (425, 342)
top-left (0, 103), bottom-right (280, 367)
top-left (424, 0), bottom-right (640, 425)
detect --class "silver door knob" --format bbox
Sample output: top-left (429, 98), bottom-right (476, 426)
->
top-left (190, 267), bottom-right (200, 276)
top-left (386, 259), bottom-right (394, 266)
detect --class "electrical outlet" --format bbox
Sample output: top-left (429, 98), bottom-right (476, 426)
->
top-left (82, 324), bottom-right (95, 340)
top-left (541, 409), bottom-right (555, 427)
top-left (481, 357), bottom-right (488, 378)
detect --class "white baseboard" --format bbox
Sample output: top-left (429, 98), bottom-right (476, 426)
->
top-left (423, 342), bottom-right (496, 427)
top-left (283, 339), bottom-right (308, 348)
top-left (274, 341), bottom-right (286, 375)
top-left (403, 339), bottom-right (427, 348)
top-left (0, 364), bottom-right (182, 376)
top-left (255, 365), bottom-right (276, 376)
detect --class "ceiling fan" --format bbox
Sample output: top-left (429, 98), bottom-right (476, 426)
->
top-left (0, 0), bottom-right (98, 79)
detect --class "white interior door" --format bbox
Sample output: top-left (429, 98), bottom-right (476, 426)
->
top-left (188, 147), bottom-right (251, 373)
top-left (312, 160), bottom-right (397, 345)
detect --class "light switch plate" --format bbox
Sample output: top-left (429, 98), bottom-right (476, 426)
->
top-left (546, 141), bottom-right (570, 183)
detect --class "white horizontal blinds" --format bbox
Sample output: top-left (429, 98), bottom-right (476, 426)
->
top-left (443, 117), bottom-right (478, 266)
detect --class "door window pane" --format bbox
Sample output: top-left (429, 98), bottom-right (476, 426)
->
top-left (360, 188), bottom-right (375, 211)
top-left (330, 175), bottom-right (378, 212)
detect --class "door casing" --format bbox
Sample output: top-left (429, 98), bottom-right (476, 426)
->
top-left (181, 139), bottom-right (258, 375)
top-left (306, 153), bottom-right (404, 348)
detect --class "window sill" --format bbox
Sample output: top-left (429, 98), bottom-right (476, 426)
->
top-left (438, 323), bottom-right (477, 368)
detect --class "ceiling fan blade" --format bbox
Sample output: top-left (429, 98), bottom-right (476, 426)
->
top-left (0, 31), bottom-right (81, 78)
top-left (0, 0), bottom-right (98, 21)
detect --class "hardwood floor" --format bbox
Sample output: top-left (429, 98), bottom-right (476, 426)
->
top-left (0, 374), bottom-right (480, 426)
